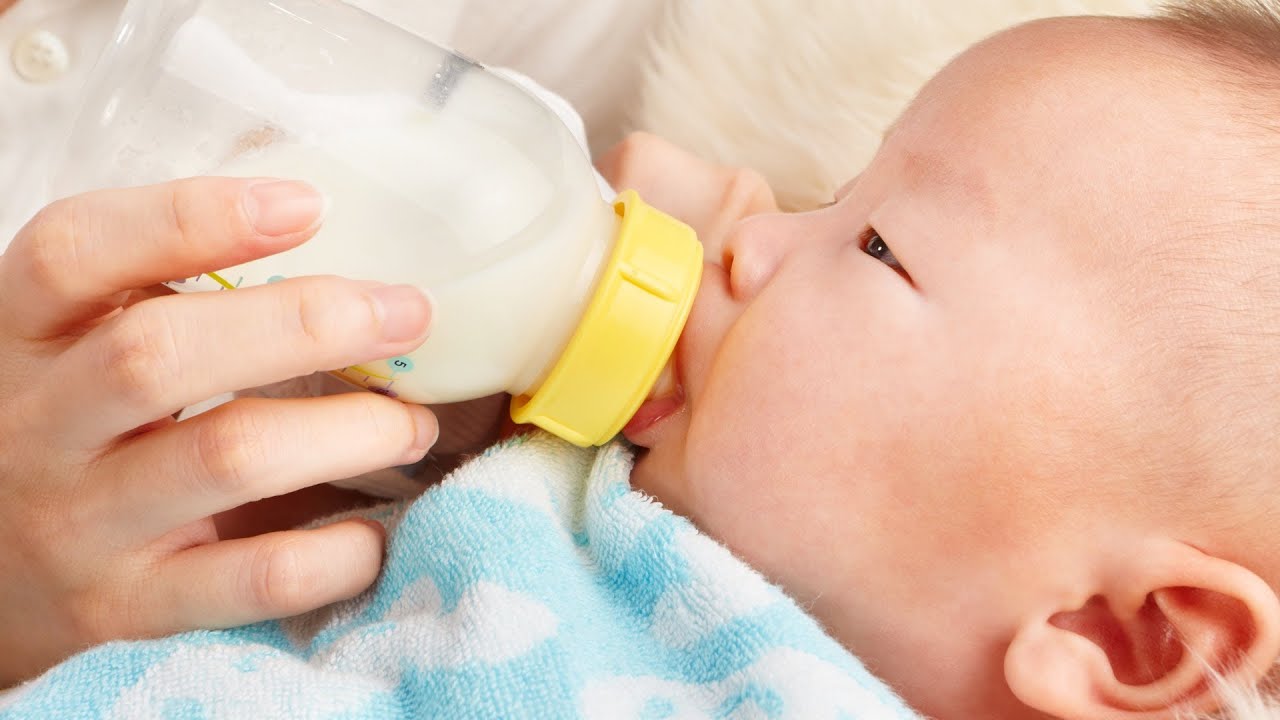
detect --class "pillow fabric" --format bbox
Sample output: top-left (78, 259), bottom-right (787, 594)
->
top-left (629, 0), bottom-right (1152, 211)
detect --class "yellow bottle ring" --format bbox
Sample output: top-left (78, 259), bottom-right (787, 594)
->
top-left (510, 190), bottom-right (702, 446)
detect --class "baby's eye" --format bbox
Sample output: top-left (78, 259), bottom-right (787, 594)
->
top-left (860, 229), bottom-right (912, 283)
top-left (862, 229), bottom-right (901, 270)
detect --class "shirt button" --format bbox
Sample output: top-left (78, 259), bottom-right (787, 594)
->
top-left (12, 29), bottom-right (71, 84)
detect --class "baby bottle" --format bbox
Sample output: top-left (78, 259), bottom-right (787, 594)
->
top-left (52, 0), bottom-right (702, 447)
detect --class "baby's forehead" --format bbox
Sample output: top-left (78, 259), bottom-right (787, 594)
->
top-left (896, 18), bottom-right (1191, 152)
top-left (880, 17), bottom-right (1265, 260)
top-left (860, 17), bottom-right (1280, 359)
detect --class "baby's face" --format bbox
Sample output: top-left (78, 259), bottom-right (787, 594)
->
top-left (623, 16), bottom-right (1264, 718)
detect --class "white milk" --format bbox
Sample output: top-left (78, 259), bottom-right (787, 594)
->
top-left (170, 103), bottom-right (618, 404)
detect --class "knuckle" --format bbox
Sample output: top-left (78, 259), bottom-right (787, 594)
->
top-left (290, 279), bottom-right (369, 348)
top-left (63, 591), bottom-right (110, 644)
top-left (192, 407), bottom-right (268, 498)
top-left (245, 538), bottom-right (311, 616)
top-left (294, 283), bottom-right (337, 347)
top-left (100, 309), bottom-right (180, 409)
top-left (17, 198), bottom-right (85, 298)
top-left (358, 395), bottom-right (425, 457)
top-left (162, 182), bottom-right (195, 249)
top-left (64, 582), bottom-right (134, 646)
top-left (184, 177), bottom-right (271, 256)
top-left (166, 178), bottom-right (245, 248)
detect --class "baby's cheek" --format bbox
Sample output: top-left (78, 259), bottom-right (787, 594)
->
top-left (682, 365), bottom-right (827, 519)
top-left (682, 408), bottom-right (856, 602)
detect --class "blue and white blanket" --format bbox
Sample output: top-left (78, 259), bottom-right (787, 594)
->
top-left (1, 431), bottom-right (919, 719)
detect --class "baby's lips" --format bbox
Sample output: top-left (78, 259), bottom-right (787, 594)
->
top-left (624, 357), bottom-right (685, 445)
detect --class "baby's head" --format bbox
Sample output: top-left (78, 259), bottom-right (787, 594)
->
top-left (615, 2), bottom-right (1280, 717)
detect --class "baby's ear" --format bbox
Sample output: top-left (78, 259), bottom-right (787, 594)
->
top-left (1003, 539), bottom-right (1280, 720)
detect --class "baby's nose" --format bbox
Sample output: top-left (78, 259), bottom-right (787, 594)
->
top-left (720, 212), bottom-right (799, 302)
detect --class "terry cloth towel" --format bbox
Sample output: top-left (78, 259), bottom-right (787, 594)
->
top-left (1, 431), bottom-right (920, 719)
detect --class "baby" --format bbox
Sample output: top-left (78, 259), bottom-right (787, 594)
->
top-left (615, 3), bottom-right (1280, 716)
top-left (4, 1), bottom-right (1280, 718)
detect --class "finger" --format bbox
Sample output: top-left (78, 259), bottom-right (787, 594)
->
top-left (0, 177), bottom-right (325, 339)
top-left (154, 519), bottom-right (385, 632)
top-left (213, 484), bottom-right (384, 541)
top-left (93, 394), bottom-right (436, 543)
top-left (45, 275), bottom-right (431, 447)
top-left (596, 132), bottom-right (779, 233)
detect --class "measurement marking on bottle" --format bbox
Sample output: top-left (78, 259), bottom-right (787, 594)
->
top-left (333, 355), bottom-right (415, 396)
top-left (205, 271), bottom-right (242, 290)
top-left (339, 364), bottom-right (393, 382)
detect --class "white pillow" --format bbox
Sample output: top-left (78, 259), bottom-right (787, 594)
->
top-left (631, 0), bottom-right (1152, 211)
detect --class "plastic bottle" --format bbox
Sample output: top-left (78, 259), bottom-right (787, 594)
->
top-left (53, 0), bottom-right (702, 447)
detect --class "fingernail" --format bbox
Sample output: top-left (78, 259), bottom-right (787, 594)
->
top-left (243, 180), bottom-right (327, 236)
top-left (409, 405), bottom-right (439, 455)
top-left (367, 284), bottom-right (433, 343)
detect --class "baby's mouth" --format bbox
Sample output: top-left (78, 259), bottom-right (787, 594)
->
top-left (622, 355), bottom-right (685, 445)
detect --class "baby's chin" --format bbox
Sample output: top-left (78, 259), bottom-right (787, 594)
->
top-left (626, 436), bottom-right (666, 493)
top-left (625, 426), bottom-right (698, 521)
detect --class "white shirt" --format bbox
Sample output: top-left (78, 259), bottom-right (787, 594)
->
top-left (0, 0), bottom-right (664, 244)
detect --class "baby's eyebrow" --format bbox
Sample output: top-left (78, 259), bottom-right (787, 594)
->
top-left (877, 141), bottom-right (1000, 253)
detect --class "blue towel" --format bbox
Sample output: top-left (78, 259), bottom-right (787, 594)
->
top-left (2, 431), bottom-right (920, 719)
